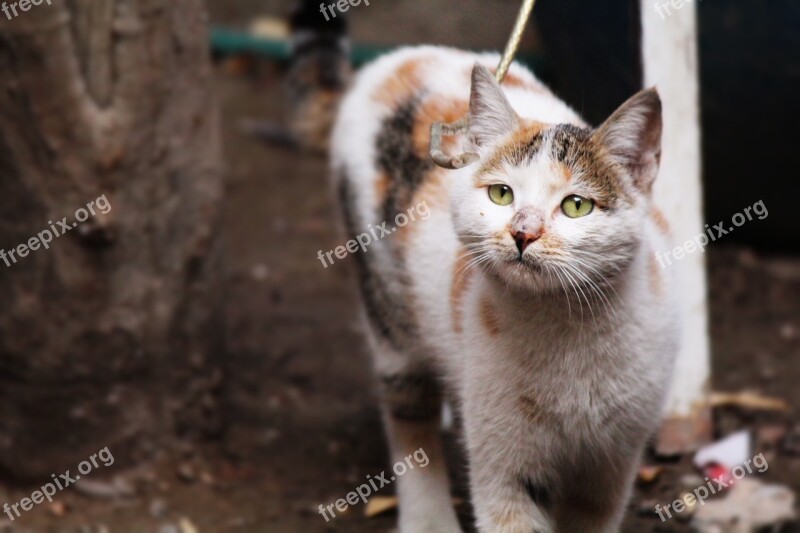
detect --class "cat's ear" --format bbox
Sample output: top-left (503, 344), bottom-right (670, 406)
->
top-left (592, 88), bottom-right (662, 192)
top-left (468, 63), bottom-right (519, 148)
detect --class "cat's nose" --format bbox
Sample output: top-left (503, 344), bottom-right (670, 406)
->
top-left (510, 207), bottom-right (544, 255)
top-left (512, 229), bottom-right (542, 255)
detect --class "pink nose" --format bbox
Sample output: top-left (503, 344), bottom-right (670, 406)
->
top-left (512, 229), bottom-right (542, 254)
top-left (510, 207), bottom-right (545, 255)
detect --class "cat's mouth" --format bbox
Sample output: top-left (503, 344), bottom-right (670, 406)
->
top-left (489, 253), bottom-right (558, 292)
top-left (508, 254), bottom-right (544, 274)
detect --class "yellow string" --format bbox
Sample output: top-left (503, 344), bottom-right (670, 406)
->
top-left (429, 0), bottom-right (537, 168)
top-left (495, 0), bottom-right (537, 83)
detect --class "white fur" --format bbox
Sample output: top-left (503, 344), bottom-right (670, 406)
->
top-left (331, 46), bottom-right (679, 533)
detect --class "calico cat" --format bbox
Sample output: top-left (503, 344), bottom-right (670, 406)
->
top-left (330, 46), bottom-right (679, 533)
top-left (286, 0), bottom-right (352, 152)
top-left (243, 0), bottom-right (352, 152)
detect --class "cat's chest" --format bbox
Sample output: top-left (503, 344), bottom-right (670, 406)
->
top-left (460, 290), bottom-right (632, 373)
top-left (458, 293), bottom-right (658, 415)
top-left (471, 336), bottom-right (654, 439)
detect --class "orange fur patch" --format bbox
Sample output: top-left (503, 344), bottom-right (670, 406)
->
top-left (649, 251), bottom-right (663, 296)
top-left (477, 120), bottom-right (550, 177)
top-left (373, 58), bottom-right (432, 107)
top-left (374, 173), bottom-right (391, 206)
top-left (466, 66), bottom-right (548, 94)
top-left (555, 161), bottom-right (573, 182)
top-left (479, 296), bottom-right (501, 336)
top-left (501, 72), bottom-right (547, 93)
top-left (450, 248), bottom-right (474, 334)
top-left (518, 394), bottom-right (543, 424)
top-left (412, 97), bottom-right (469, 159)
top-left (651, 207), bottom-right (671, 236)
top-left (539, 233), bottom-right (562, 252)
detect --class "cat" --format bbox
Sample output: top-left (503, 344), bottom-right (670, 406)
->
top-left (330, 45), bottom-right (680, 533)
top-left (242, 0), bottom-right (352, 152)
top-left (285, 0), bottom-right (352, 152)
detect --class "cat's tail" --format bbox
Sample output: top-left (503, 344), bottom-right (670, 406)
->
top-left (284, 0), bottom-right (353, 153)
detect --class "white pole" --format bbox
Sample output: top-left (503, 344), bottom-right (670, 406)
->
top-left (640, 0), bottom-right (712, 454)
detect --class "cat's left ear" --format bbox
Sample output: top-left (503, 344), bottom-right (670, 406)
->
top-left (467, 63), bottom-right (519, 148)
top-left (592, 88), bottom-right (662, 192)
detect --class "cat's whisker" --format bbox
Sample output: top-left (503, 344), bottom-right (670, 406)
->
top-left (545, 264), bottom-right (573, 318)
top-left (567, 257), bottom-right (622, 310)
top-left (560, 261), bottom-right (612, 318)
top-left (565, 263), bottom-right (616, 319)
top-left (546, 249), bottom-right (623, 310)
top-left (569, 248), bottom-right (622, 266)
top-left (569, 268), bottom-right (599, 326)
top-left (558, 265), bottom-right (588, 323)
top-left (568, 252), bottom-right (625, 282)
top-left (580, 268), bottom-right (619, 321)
top-left (456, 249), bottom-right (496, 280)
top-left (551, 258), bottom-right (617, 327)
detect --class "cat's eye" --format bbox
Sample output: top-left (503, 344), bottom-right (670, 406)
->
top-left (561, 195), bottom-right (594, 218)
top-left (488, 184), bottom-right (514, 206)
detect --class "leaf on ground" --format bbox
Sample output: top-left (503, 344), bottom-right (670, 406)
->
top-left (365, 496), bottom-right (398, 518)
top-left (364, 496), bottom-right (464, 518)
top-left (711, 391), bottom-right (790, 412)
top-left (637, 465), bottom-right (663, 484)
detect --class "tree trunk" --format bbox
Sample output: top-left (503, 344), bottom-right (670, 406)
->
top-left (0, 0), bottom-right (223, 480)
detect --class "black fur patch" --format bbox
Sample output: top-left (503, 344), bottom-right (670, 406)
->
top-left (375, 96), bottom-right (434, 223)
top-left (523, 478), bottom-right (552, 509)
top-left (509, 132), bottom-right (547, 168)
top-left (288, 0), bottom-right (350, 91)
top-left (380, 373), bottom-right (442, 421)
top-left (478, 129), bottom-right (547, 173)
top-left (549, 124), bottom-right (591, 163)
top-left (290, 0), bottom-right (348, 36)
top-left (336, 172), bottom-right (417, 349)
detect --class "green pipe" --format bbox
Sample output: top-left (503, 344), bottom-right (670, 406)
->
top-left (210, 27), bottom-right (544, 72)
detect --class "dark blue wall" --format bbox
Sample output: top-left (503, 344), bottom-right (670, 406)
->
top-left (535, 1), bottom-right (800, 250)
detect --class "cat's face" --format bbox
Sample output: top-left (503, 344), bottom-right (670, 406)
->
top-left (451, 65), bottom-right (662, 294)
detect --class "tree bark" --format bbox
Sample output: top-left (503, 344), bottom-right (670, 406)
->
top-left (0, 0), bottom-right (224, 480)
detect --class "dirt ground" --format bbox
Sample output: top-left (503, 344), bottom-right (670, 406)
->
top-left (1, 2), bottom-right (799, 532)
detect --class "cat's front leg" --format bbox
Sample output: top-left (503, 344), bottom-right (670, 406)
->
top-left (462, 397), bottom-right (554, 533)
top-left (553, 447), bottom-right (641, 533)
top-left (468, 452), bottom-right (554, 533)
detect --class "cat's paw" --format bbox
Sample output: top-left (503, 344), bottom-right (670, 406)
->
top-left (475, 505), bottom-right (554, 533)
top-left (399, 513), bottom-right (463, 533)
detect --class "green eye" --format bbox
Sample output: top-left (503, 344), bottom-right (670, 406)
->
top-left (561, 195), bottom-right (594, 218)
top-left (488, 184), bottom-right (514, 206)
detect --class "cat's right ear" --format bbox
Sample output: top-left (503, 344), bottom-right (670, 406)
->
top-left (468, 63), bottom-right (519, 148)
top-left (591, 88), bottom-right (662, 192)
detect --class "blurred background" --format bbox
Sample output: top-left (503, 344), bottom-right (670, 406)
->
top-left (0, 0), bottom-right (798, 531)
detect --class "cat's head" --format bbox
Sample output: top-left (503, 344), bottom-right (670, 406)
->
top-left (450, 64), bottom-right (662, 293)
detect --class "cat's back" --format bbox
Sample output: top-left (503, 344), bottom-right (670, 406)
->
top-left (330, 46), bottom-right (493, 352)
